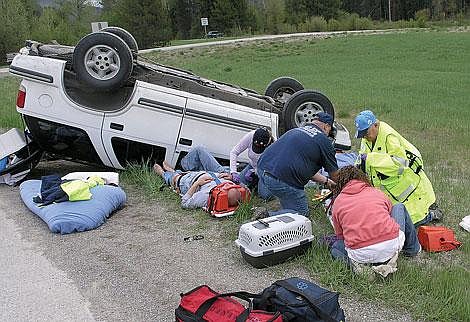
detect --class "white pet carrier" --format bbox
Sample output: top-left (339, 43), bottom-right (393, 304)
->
top-left (235, 213), bottom-right (314, 268)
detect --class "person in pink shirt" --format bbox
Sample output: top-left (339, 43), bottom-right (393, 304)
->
top-left (329, 166), bottom-right (420, 266)
top-left (229, 128), bottom-right (273, 192)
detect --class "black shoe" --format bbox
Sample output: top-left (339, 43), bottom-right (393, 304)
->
top-left (428, 203), bottom-right (444, 222)
top-left (252, 207), bottom-right (269, 220)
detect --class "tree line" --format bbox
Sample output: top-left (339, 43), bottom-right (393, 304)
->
top-left (1, 0), bottom-right (469, 63)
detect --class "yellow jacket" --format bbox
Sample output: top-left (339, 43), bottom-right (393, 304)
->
top-left (359, 122), bottom-right (435, 223)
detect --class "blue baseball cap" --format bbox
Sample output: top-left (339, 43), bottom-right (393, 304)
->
top-left (313, 112), bottom-right (334, 127)
top-left (354, 110), bottom-right (377, 138)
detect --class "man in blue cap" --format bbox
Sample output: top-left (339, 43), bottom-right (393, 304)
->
top-left (256, 112), bottom-right (338, 217)
top-left (354, 109), bottom-right (442, 226)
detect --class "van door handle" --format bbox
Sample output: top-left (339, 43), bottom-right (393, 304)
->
top-left (110, 123), bottom-right (124, 131)
top-left (179, 138), bottom-right (192, 146)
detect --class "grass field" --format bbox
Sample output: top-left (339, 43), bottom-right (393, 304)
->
top-left (145, 30), bottom-right (470, 321)
top-left (0, 30), bottom-right (469, 320)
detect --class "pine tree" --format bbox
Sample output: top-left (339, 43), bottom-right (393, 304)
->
top-left (0, 0), bottom-right (30, 63)
top-left (113, 0), bottom-right (171, 48)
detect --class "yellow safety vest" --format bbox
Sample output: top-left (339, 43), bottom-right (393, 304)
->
top-left (359, 122), bottom-right (436, 223)
top-left (61, 176), bottom-right (105, 202)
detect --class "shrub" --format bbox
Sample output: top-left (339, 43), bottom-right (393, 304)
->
top-left (327, 19), bottom-right (341, 31)
top-left (300, 16), bottom-right (328, 32)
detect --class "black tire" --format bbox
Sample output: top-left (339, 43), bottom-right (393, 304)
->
top-left (282, 90), bottom-right (335, 132)
top-left (100, 27), bottom-right (138, 58)
top-left (264, 77), bottom-right (304, 105)
top-left (73, 31), bottom-right (133, 91)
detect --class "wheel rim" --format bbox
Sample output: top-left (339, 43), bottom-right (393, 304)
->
top-left (295, 101), bottom-right (324, 127)
top-left (274, 87), bottom-right (296, 104)
top-left (84, 45), bottom-right (121, 80)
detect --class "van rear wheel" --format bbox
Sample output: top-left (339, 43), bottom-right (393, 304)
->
top-left (282, 90), bottom-right (335, 131)
top-left (73, 31), bottom-right (133, 91)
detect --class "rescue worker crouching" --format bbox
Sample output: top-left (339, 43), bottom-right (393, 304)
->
top-left (354, 110), bottom-right (443, 226)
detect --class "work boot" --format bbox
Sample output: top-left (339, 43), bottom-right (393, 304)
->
top-left (252, 207), bottom-right (269, 220)
top-left (428, 203), bottom-right (444, 222)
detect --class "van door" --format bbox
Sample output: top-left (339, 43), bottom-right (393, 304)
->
top-left (101, 84), bottom-right (187, 169)
top-left (175, 97), bottom-right (275, 165)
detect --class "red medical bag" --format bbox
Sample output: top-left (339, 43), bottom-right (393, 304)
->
top-left (206, 182), bottom-right (250, 217)
top-left (175, 285), bottom-right (283, 322)
top-left (417, 226), bottom-right (462, 252)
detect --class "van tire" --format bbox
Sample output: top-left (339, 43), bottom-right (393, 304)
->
top-left (282, 90), bottom-right (335, 131)
top-left (73, 31), bottom-right (133, 91)
top-left (265, 77), bottom-right (304, 105)
top-left (100, 27), bottom-right (138, 58)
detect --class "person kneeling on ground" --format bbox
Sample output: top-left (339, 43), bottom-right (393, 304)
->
top-left (354, 109), bottom-right (442, 226)
top-left (154, 162), bottom-right (241, 209)
top-left (229, 128), bottom-right (273, 192)
top-left (256, 112), bottom-right (338, 217)
top-left (329, 166), bottom-right (421, 270)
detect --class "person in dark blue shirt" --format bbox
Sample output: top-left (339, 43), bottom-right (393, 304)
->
top-left (257, 112), bottom-right (338, 216)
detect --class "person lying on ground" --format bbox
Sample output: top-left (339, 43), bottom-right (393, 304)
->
top-left (179, 146), bottom-right (229, 174)
top-left (154, 162), bottom-right (241, 209)
top-left (354, 109), bottom-right (442, 226)
top-left (229, 128), bottom-right (274, 191)
top-left (256, 112), bottom-right (338, 217)
top-left (329, 166), bottom-right (421, 268)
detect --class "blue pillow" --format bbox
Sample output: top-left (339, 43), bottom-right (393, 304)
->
top-left (20, 180), bottom-right (126, 234)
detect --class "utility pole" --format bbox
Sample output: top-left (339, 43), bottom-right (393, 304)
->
top-left (388, 0), bottom-right (392, 22)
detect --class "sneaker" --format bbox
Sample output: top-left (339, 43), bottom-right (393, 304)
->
top-left (428, 203), bottom-right (444, 222)
top-left (350, 259), bottom-right (375, 280)
top-left (252, 207), bottom-right (269, 220)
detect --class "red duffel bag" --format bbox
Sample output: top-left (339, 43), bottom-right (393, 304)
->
top-left (175, 285), bottom-right (283, 322)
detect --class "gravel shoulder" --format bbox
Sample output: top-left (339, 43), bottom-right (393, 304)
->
top-left (0, 160), bottom-right (417, 321)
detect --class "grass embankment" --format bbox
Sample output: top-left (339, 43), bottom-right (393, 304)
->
top-left (143, 30), bottom-right (470, 322)
top-left (0, 30), bottom-right (468, 321)
top-left (0, 77), bottom-right (22, 129)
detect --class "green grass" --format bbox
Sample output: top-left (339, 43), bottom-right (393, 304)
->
top-left (0, 76), bottom-right (22, 129)
top-left (144, 29), bottom-right (470, 321)
top-left (1, 29), bottom-right (469, 320)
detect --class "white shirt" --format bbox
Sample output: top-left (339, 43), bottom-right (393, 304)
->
top-left (229, 131), bottom-right (262, 173)
top-left (346, 230), bottom-right (405, 264)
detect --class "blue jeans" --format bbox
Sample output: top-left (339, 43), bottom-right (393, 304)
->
top-left (162, 170), bottom-right (182, 186)
top-left (391, 203), bottom-right (421, 256)
top-left (257, 169), bottom-right (309, 216)
top-left (330, 239), bottom-right (351, 266)
top-left (180, 146), bottom-right (229, 173)
top-left (413, 212), bottom-right (432, 228)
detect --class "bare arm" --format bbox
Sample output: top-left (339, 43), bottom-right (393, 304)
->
top-left (312, 171), bottom-right (336, 189)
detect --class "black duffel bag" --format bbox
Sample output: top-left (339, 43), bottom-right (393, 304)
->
top-left (253, 277), bottom-right (345, 322)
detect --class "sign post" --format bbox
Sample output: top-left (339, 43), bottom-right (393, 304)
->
top-left (200, 17), bottom-right (208, 38)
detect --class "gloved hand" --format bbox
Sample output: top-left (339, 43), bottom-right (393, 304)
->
top-left (244, 169), bottom-right (256, 183)
top-left (231, 172), bottom-right (240, 184)
top-left (359, 153), bottom-right (367, 172)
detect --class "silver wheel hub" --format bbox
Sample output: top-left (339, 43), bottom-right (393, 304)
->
top-left (295, 102), bottom-right (324, 127)
top-left (84, 45), bottom-right (120, 80)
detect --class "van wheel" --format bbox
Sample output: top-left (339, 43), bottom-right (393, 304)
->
top-left (100, 27), bottom-right (138, 58)
top-left (282, 90), bottom-right (335, 131)
top-left (265, 77), bottom-right (304, 105)
top-left (73, 31), bottom-right (133, 91)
